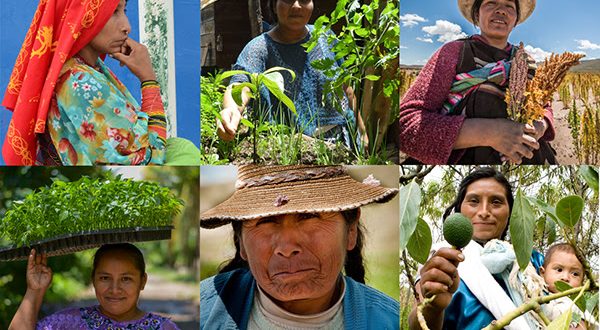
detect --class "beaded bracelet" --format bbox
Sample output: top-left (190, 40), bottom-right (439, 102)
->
top-left (141, 80), bottom-right (160, 88)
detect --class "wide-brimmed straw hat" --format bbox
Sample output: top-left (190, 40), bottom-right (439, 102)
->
top-left (458, 0), bottom-right (536, 25)
top-left (200, 165), bottom-right (398, 229)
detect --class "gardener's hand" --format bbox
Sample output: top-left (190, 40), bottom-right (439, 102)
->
top-left (217, 107), bottom-right (242, 141)
top-left (110, 38), bottom-right (157, 82)
top-left (524, 119), bottom-right (548, 141)
top-left (418, 247), bottom-right (464, 310)
top-left (489, 119), bottom-right (539, 164)
top-left (26, 249), bottom-right (52, 292)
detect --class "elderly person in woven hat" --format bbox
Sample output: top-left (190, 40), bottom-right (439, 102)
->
top-left (399, 0), bottom-right (557, 165)
top-left (200, 165), bottom-right (399, 329)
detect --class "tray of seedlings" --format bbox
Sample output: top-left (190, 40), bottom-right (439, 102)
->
top-left (0, 175), bottom-right (183, 261)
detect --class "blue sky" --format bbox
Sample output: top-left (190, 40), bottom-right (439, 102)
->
top-left (400, 0), bottom-right (600, 65)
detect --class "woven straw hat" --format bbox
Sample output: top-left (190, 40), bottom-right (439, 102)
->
top-left (458, 0), bottom-right (536, 25)
top-left (200, 165), bottom-right (398, 229)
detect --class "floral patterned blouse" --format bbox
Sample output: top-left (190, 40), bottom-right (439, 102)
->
top-left (44, 56), bottom-right (167, 165)
top-left (36, 305), bottom-right (179, 330)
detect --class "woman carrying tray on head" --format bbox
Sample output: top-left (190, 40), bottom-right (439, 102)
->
top-left (9, 244), bottom-right (179, 330)
top-left (2, 0), bottom-right (168, 165)
top-left (399, 0), bottom-right (557, 165)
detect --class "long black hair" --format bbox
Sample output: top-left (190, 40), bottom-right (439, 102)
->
top-left (470, 0), bottom-right (521, 26)
top-left (219, 208), bottom-right (367, 283)
top-left (442, 167), bottom-right (514, 240)
top-left (92, 243), bottom-right (146, 279)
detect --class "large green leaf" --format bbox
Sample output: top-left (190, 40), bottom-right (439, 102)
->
top-left (546, 308), bottom-right (572, 330)
top-left (399, 180), bottom-right (421, 251)
top-left (586, 292), bottom-right (599, 313)
top-left (230, 82), bottom-right (256, 107)
top-left (263, 66), bottom-right (296, 81)
top-left (263, 71), bottom-right (286, 95)
top-left (509, 188), bottom-right (536, 271)
top-left (579, 166), bottom-right (599, 194)
top-left (261, 74), bottom-right (297, 115)
top-left (526, 197), bottom-right (558, 223)
top-left (218, 70), bottom-right (250, 81)
top-left (406, 218), bottom-right (432, 264)
top-left (555, 195), bottom-right (584, 228)
top-left (555, 281), bottom-right (587, 312)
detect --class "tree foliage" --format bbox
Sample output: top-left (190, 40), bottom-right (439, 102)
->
top-left (400, 165), bottom-right (599, 328)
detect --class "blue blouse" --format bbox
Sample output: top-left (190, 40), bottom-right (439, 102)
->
top-left (230, 25), bottom-right (355, 146)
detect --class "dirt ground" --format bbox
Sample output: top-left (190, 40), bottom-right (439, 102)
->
top-left (551, 96), bottom-right (578, 164)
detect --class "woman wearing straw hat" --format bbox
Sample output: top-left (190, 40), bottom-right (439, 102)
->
top-left (2, 0), bottom-right (168, 165)
top-left (399, 0), bottom-right (557, 165)
top-left (9, 244), bottom-right (179, 329)
top-left (200, 165), bottom-right (399, 329)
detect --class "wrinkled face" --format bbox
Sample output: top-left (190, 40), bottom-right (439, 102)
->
top-left (476, 0), bottom-right (518, 42)
top-left (460, 178), bottom-right (510, 242)
top-left (240, 212), bottom-right (357, 308)
top-left (93, 252), bottom-right (146, 321)
top-left (88, 0), bottom-right (130, 54)
top-left (541, 251), bottom-right (584, 293)
top-left (275, 0), bottom-right (314, 31)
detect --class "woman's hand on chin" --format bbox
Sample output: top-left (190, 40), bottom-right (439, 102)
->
top-left (418, 247), bottom-right (465, 310)
top-left (110, 38), bottom-right (157, 82)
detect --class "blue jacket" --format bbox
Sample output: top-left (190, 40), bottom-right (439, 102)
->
top-left (200, 268), bottom-right (399, 329)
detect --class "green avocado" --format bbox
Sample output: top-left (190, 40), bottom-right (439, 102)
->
top-left (443, 213), bottom-right (473, 249)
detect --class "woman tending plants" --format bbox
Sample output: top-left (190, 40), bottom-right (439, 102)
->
top-left (201, 0), bottom-right (399, 165)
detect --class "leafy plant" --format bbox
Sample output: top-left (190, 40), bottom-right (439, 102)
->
top-left (400, 166), bottom-right (599, 329)
top-left (0, 173), bottom-right (183, 247)
top-left (200, 72), bottom-right (238, 164)
top-left (305, 0), bottom-right (400, 158)
top-left (226, 67), bottom-right (297, 163)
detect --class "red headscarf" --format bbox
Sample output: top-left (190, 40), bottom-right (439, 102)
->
top-left (2, 0), bottom-right (120, 165)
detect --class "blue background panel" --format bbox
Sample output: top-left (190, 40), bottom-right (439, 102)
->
top-left (0, 0), bottom-right (199, 165)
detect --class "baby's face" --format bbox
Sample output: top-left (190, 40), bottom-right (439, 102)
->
top-left (541, 250), bottom-right (584, 293)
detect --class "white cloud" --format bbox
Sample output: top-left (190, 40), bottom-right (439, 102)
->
top-left (400, 14), bottom-right (427, 27)
top-left (422, 20), bottom-right (467, 43)
top-left (524, 45), bottom-right (552, 62)
top-left (400, 45), bottom-right (408, 49)
top-left (416, 37), bottom-right (433, 43)
top-left (575, 39), bottom-right (600, 50)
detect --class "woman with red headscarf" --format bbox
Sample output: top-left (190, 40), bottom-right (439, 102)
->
top-left (2, 0), bottom-right (166, 165)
